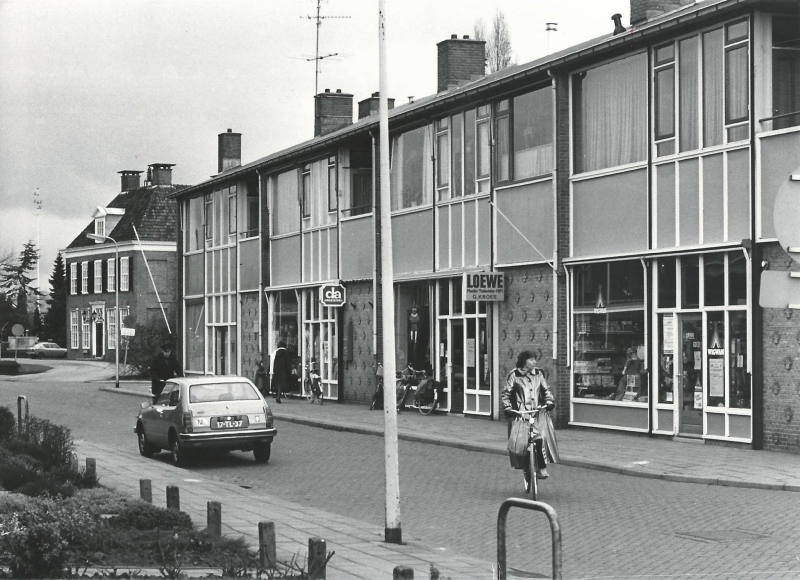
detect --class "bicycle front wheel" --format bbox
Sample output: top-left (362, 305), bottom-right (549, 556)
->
top-left (528, 440), bottom-right (538, 500)
top-left (418, 396), bottom-right (436, 415)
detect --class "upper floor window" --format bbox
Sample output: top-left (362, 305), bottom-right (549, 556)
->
top-left (245, 181), bottom-right (259, 238)
top-left (94, 218), bottom-right (105, 238)
top-left (573, 52), bottom-right (648, 173)
top-left (228, 188), bottom-right (237, 236)
top-left (327, 156), bottom-right (337, 213)
top-left (772, 16), bottom-right (800, 130)
top-left (272, 169), bottom-right (300, 236)
top-left (185, 196), bottom-right (204, 252)
top-left (107, 258), bottom-right (116, 292)
top-left (348, 149), bottom-right (372, 217)
top-left (301, 165), bottom-right (311, 219)
top-left (204, 193), bottom-right (213, 243)
top-left (437, 105), bottom-right (492, 201)
top-left (120, 257), bottom-right (130, 291)
top-left (81, 261), bottom-right (88, 294)
top-left (390, 125), bottom-right (433, 211)
top-left (93, 260), bottom-right (102, 293)
top-left (70, 263), bottom-right (77, 295)
top-left (495, 89), bottom-right (554, 184)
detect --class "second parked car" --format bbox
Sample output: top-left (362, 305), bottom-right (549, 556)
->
top-left (26, 342), bottom-right (68, 359)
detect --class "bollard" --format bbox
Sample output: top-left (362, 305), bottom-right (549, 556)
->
top-left (258, 521), bottom-right (277, 569)
top-left (166, 485), bottom-right (180, 510)
top-left (85, 458), bottom-right (96, 480)
top-left (16, 396), bottom-right (28, 437)
top-left (207, 501), bottom-right (221, 538)
top-left (393, 566), bottom-right (414, 579)
top-left (139, 479), bottom-right (152, 503)
top-left (69, 451), bottom-right (79, 473)
top-left (308, 537), bottom-right (327, 579)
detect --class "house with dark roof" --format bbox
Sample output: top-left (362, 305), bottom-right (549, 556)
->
top-left (173, 0), bottom-right (800, 453)
top-left (62, 164), bottom-right (184, 359)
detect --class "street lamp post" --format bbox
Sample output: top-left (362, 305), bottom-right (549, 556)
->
top-left (86, 233), bottom-right (119, 388)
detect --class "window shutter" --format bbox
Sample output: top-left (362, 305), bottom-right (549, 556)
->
top-left (102, 260), bottom-right (108, 292)
top-left (89, 261), bottom-right (95, 294)
top-left (127, 257), bottom-right (133, 292)
top-left (78, 262), bottom-right (83, 294)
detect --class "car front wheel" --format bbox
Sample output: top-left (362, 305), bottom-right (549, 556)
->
top-left (137, 428), bottom-right (157, 458)
top-left (253, 441), bottom-right (271, 463)
top-left (170, 434), bottom-right (189, 467)
top-left (37, 353), bottom-right (45, 359)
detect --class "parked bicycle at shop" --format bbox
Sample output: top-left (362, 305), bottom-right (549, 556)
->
top-left (305, 360), bottom-right (323, 405)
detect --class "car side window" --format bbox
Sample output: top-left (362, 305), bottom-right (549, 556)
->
top-left (156, 385), bottom-right (173, 407)
top-left (168, 388), bottom-right (180, 407)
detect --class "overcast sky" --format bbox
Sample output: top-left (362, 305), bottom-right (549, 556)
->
top-left (0, 0), bottom-right (630, 294)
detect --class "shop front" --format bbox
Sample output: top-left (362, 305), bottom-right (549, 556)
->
top-left (568, 250), bottom-right (752, 442)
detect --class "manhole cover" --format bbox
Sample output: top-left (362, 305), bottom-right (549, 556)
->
top-left (673, 529), bottom-right (772, 543)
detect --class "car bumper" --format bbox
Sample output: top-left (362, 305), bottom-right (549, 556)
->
top-left (178, 427), bottom-right (277, 449)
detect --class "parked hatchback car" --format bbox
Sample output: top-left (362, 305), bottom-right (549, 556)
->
top-left (26, 342), bottom-right (68, 359)
top-left (134, 376), bottom-right (276, 466)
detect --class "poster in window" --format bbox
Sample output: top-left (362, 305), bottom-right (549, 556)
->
top-left (663, 316), bottom-right (674, 353)
top-left (709, 358), bottom-right (724, 397)
top-left (466, 338), bottom-right (475, 367)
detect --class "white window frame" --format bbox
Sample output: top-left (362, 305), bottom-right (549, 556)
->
top-left (70, 263), bottom-right (77, 295)
top-left (107, 258), bottom-right (116, 292)
top-left (81, 261), bottom-right (88, 294)
top-left (94, 259), bottom-right (102, 293)
top-left (120, 257), bottom-right (130, 291)
top-left (95, 217), bottom-right (105, 238)
top-left (107, 307), bottom-right (117, 350)
top-left (81, 314), bottom-right (90, 350)
top-left (70, 310), bottom-right (79, 349)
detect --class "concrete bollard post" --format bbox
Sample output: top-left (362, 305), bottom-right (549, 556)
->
top-left (308, 537), bottom-right (327, 579)
top-left (258, 521), bottom-right (277, 568)
top-left (69, 452), bottom-right (79, 473)
top-left (85, 458), bottom-right (96, 480)
top-left (393, 566), bottom-right (414, 579)
top-left (207, 501), bottom-right (221, 538)
top-left (139, 479), bottom-right (152, 503)
top-left (166, 485), bottom-right (180, 510)
top-left (17, 396), bottom-right (28, 437)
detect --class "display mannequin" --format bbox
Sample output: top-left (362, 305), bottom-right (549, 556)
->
top-left (409, 305), bottom-right (420, 345)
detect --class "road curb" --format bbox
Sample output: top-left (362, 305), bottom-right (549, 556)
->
top-left (99, 386), bottom-right (150, 398)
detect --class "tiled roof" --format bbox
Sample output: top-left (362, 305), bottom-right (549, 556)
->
top-left (66, 185), bottom-right (187, 249)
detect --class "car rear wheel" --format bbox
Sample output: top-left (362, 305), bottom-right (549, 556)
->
top-left (170, 433), bottom-right (189, 467)
top-left (137, 427), bottom-right (157, 458)
top-left (37, 353), bottom-right (45, 359)
top-left (253, 441), bottom-right (271, 463)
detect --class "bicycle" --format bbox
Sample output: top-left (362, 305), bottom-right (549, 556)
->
top-left (396, 364), bottom-right (426, 413)
top-left (413, 377), bottom-right (442, 415)
top-left (304, 362), bottom-right (323, 405)
top-left (511, 406), bottom-right (548, 500)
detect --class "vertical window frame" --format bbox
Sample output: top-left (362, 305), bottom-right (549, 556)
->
top-left (70, 263), bottom-right (77, 295)
top-left (93, 259), bottom-right (102, 293)
top-left (107, 258), bottom-right (115, 292)
top-left (327, 156), bottom-right (337, 213)
top-left (436, 117), bottom-right (450, 200)
top-left (70, 310), bottom-right (79, 349)
top-left (81, 261), bottom-right (88, 294)
top-left (120, 257), bottom-right (130, 292)
top-left (301, 165), bottom-right (311, 219)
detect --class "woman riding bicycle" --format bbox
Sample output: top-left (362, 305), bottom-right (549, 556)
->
top-left (501, 350), bottom-right (558, 488)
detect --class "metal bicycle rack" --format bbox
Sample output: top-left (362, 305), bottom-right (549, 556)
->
top-left (497, 498), bottom-right (562, 580)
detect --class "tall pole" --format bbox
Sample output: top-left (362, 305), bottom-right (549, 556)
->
top-left (114, 240), bottom-right (120, 389)
top-left (378, 0), bottom-right (402, 545)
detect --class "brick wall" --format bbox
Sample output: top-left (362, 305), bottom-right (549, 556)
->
top-left (630, 0), bottom-right (691, 24)
top-left (761, 243), bottom-right (800, 453)
top-left (240, 292), bottom-right (261, 377)
top-left (437, 37), bottom-right (485, 92)
top-left (314, 91), bottom-right (353, 137)
top-left (342, 281), bottom-right (376, 404)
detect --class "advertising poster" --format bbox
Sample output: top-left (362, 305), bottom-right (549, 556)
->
top-left (663, 316), bottom-right (674, 353)
top-left (466, 338), bottom-right (475, 367)
top-left (709, 358), bottom-right (724, 397)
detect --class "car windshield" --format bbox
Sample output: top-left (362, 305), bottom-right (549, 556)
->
top-left (189, 382), bottom-right (260, 403)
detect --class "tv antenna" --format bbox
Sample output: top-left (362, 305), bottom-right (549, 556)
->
top-left (302, 0), bottom-right (350, 96)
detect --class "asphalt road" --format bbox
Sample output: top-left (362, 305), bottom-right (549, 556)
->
top-left (2, 363), bottom-right (800, 579)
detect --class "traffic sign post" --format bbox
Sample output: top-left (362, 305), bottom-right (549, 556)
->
top-left (10, 324), bottom-right (24, 362)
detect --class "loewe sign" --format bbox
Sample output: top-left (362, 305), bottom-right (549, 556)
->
top-left (463, 272), bottom-right (505, 302)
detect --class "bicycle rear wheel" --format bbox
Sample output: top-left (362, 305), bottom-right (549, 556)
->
top-left (418, 397), bottom-right (436, 415)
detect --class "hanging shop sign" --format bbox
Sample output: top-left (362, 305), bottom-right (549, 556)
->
top-left (463, 272), bottom-right (505, 302)
top-left (319, 283), bottom-right (346, 307)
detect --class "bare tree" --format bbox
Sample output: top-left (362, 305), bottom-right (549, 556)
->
top-left (474, 10), bottom-right (514, 74)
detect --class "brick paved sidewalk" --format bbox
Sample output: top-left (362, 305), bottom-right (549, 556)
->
top-left (74, 439), bottom-right (495, 580)
top-left (101, 381), bottom-right (800, 491)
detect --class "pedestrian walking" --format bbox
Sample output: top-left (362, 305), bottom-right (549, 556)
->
top-left (270, 341), bottom-right (291, 403)
top-left (150, 342), bottom-right (179, 403)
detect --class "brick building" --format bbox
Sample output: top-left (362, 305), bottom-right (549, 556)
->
top-left (174, 0), bottom-right (800, 453)
top-left (62, 165), bottom-right (184, 360)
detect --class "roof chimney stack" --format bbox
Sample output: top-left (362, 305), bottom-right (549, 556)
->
top-left (218, 129), bottom-right (242, 173)
top-left (148, 163), bottom-right (175, 186)
top-left (437, 34), bottom-right (486, 93)
top-left (118, 170), bottom-right (142, 192)
top-left (314, 89), bottom-right (354, 137)
top-left (630, 0), bottom-right (693, 26)
top-left (358, 91), bottom-right (395, 120)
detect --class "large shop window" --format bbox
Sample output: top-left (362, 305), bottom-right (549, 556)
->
top-left (185, 302), bottom-right (205, 372)
top-left (573, 53), bottom-right (647, 173)
top-left (272, 169), bottom-right (300, 236)
top-left (573, 261), bottom-right (647, 402)
top-left (271, 290), bottom-right (300, 364)
top-left (495, 90), bottom-right (553, 183)
top-left (772, 16), bottom-right (800, 130)
top-left (390, 125), bottom-right (433, 211)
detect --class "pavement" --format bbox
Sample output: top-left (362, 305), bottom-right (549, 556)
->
top-left (86, 379), bottom-right (800, 579)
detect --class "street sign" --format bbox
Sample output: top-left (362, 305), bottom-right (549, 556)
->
top-left (319, 283), bottom-right (346, 307)
top-left (773, 170), bottom-right (800, 264)
top-left (11, 324), bottom-right (24, 337)
top-left (9, 336), bottom-right (36, 350)
top-left (463, 272), bottom-right (505, 302)
top-left (759, 270), bottom-right (800, 309)
top-left (121, 327), bottom-right (136, 337)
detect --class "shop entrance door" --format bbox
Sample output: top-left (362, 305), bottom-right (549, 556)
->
top-left (215, 327), bottom-right (227, 375)
top-left (301, 288), bottom-right (339, 400)
top-left (677, 314), bottom-right (703, 436)
top-left (449, 320), bottom-right (465, 414)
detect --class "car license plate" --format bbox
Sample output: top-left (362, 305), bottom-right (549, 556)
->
top-left (212, 416), bottom-right (247, 430)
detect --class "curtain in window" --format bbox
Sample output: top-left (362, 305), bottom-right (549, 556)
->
top-left (655, 67), bottom-right (675, 140)
top-left (390, 125), bottom-right (432, 210)
top-left (679, 37), bottom-right (699, 151)
top-left (272, 170), bottom-right (300, 235)
top-left (513, 88), bottom-right (554, 179)
top-left (703, 29), bottom-right (724, 147)
top-left (726, 46), bottom-right (749, 123)
top-left (773, 53), bottom-right (800, 129)
top-left (574, 53), bottom-right (647, 173)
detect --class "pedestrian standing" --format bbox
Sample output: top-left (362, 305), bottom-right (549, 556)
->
top-left (270, 341), bottom-right (291, 404)
top-left (150, 342), bottom-right (177, 403)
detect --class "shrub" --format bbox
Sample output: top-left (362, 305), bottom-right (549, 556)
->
top-left (0, 491), bottom-right (34, 515)
top-left (0, 454), bottom-right (42, 491)
top-left (2, 439), bottom-right (49, 463)
top-left (66, 486), bottom-right (134, 516)
top-left (16, 476), bottom-right (76, 498)
top-left (0, 406), bottom-right (14, 441)
top-left (109, 501), bottom-right (194, 531)
top-left (22, 416), bottom-right (73, 469)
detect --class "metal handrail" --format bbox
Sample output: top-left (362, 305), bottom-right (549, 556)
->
top-left (497, 498), bottom-right (562, 580)
top-left (758, 110), bottom-right (800, 123)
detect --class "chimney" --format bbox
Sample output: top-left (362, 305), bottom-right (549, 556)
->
top-left (148, 163), bottom-right (175, 186)
top-left (437, 34), bottom-right (486, 93)
top-left (630, 0), bottom-right (693, 26)
top-left (118, 170), bottom-right (143, 192)
top-left (612, 14), bottom-right (626, 35)
top-left (357, 92), bottom-right (396, 120)
top-left (218, 129), bottom-right (242, 173)
top-left (314, 88), bottom-right (354, 137)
